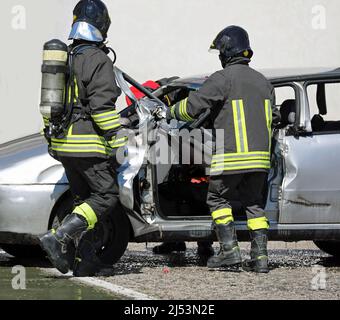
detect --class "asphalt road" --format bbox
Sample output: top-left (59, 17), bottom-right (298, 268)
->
top-left (1, 242), bottom-right (340, 300)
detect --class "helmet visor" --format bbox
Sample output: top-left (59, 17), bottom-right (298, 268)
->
top-left (208, 48), bottom-right (220, 54)
top-left (68, 21), bottom-right (103, 42)
top-left (208, 41), bottom-right (220, 54)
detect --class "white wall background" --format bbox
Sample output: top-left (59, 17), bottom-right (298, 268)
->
top-left (0, 0), bottom-right (339, 143)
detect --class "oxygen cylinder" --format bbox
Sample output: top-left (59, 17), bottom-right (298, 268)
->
top-left (39, 39), bottom-right (68, 123)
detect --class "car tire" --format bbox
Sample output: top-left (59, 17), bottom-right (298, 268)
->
top-left (0, 244), bottom-right (43, 259)
top-left (50, 192), bottom-right (130, 266)
top-left (314, 240), bottom-right (340, 258)
top-left (86, 205), bottom-right (131, 265)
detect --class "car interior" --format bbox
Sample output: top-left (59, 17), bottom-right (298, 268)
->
top-left (124, 83), bottom-right (303, 220)
top-left (309, 83), bottom-right (340, 132)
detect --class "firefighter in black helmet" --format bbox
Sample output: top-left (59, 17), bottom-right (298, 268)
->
top-left (167, 26), bottom-right (280, 273)
top-left (39, 0), bottom-right (126, 277)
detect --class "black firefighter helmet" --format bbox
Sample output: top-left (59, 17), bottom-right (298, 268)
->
top-left (210, 25), bottom-right (253, 62)
top-left (69, 0), bottom-right (111, 42)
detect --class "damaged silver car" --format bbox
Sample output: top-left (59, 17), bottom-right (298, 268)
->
top-left (1, 67), bottom-right (340, 263)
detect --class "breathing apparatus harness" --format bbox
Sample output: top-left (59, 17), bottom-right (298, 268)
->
top-left (40, 39), bottom-right (116, 139)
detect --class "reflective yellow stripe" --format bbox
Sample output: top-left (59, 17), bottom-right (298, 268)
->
top-left (181, 98), bottom-right (194, 122)
top-left (212, 151), bottom-right (270, 159)
top-left (232, 100), bottom-right (248, 153)
top-left (73, 203), bottom-right (98, 230)
top-left (165, 95), bottom-right (171, 106)
top-left (92, 110), bottom-right (119, 120)
top-left (247, 217), bottom-right (269, 231)
top-left (96, 120), bottom-right (121, 130)
top-left (212, 208), bottom-right (234, 225)
top-left (68, 77), bottom-right (78, 104)
top-left (265, 99), bottom-right (272, 132)
top-left (177, 98), bottom-right (194, 122)
top-left (212, 153), bottom-right (270, 164)
top-left (212, 208), bottom-right (233, 220)
top-left (213, 151), bottom-right (270, 158)
top-left (211, 159), bottom-right (270, 168)
top-left (239, 100), bottom-right (249, 152)
top-left (74, 78), bottom-right (78, 100)
top-left (52, 136), bottom-right (106, 144)
top-left (211, 165), bottom-right (270, 173)
top-left (51, 143), bottom-right (107, 154)
top-left (179, 100), bottom-right (186, 121)
top-left (95, 115), bottom-right (120, 124)
top-left (108, 137), bottom-right (128, 148)
top-left (43, 117), bottom-right (49, 126)
top-left (232, 100), bottom-right (241, 153)
top-left (212, 157), bottom-right (270, 164)
top-left (170, 105), bottom-right (176, 119)
top-left (215, 216), bottom-right (234, 224)
top-left (109, 142), bottom-right (126, 148)
top-left (265, 99), bottom-right (272, 151)
top-left (43, 50), bottom-right (68, 62)
top-left (51, 142), bottom-right (106, 149)
top-left (211, 151), bottom-right (271, 172)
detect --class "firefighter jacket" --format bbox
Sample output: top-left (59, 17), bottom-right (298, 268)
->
top-left (169, 57), bottom-right (279, 175)
top-left (44, 44), bottom-right (126, 158)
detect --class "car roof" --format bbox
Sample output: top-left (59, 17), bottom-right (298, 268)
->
top-left (170, 67), bottom-right (340, 88)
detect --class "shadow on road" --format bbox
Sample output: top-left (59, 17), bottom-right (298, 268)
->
top-left (317, 256), bottom-right (340, 267)
top-left (2, 246), bottom-right (339, 277)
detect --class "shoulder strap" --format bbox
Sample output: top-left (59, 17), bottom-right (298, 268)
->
top-left (69, 45), bottom-right (99, 113)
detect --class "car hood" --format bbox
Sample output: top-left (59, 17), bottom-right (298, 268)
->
top-left (0, 134), bottom-right (67, 185)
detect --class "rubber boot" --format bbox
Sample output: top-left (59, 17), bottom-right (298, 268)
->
top-left (242, 229), bottom-right (269, 273)
top-left (207, 222), bottom-right (242, 268)
top-left (153, 242), bottom-right (186, 254)
top-left (197, 241), bottom-right (214, 257)
top-left (39, 214), bottom-right (88, 274)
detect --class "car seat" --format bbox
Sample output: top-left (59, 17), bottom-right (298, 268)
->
top-left (278, 99), bottom-right (296, 129)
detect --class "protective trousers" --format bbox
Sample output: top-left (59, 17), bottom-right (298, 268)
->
top-left (60, 156), bottom-right (120, 228)
top-left (207, 172), bottom-right (269, 231)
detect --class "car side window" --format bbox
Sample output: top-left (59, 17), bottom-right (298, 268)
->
top-left (274, 86), bottom-right (297, 129)
top-left (307, 82), bottom-right (340, 132)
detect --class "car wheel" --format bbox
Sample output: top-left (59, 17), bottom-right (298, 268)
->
top-left (50, 192), bottom-right (130, 266)
top-left (84, 204), bottom-right (131, 265)
top-left (314, 240), bottom-right (340, 258)
top-left (0, 244), bottom-right (43, 259)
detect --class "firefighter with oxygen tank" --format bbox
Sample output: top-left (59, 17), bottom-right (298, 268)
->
top-left (39, 0), bottom-right (126, 277)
